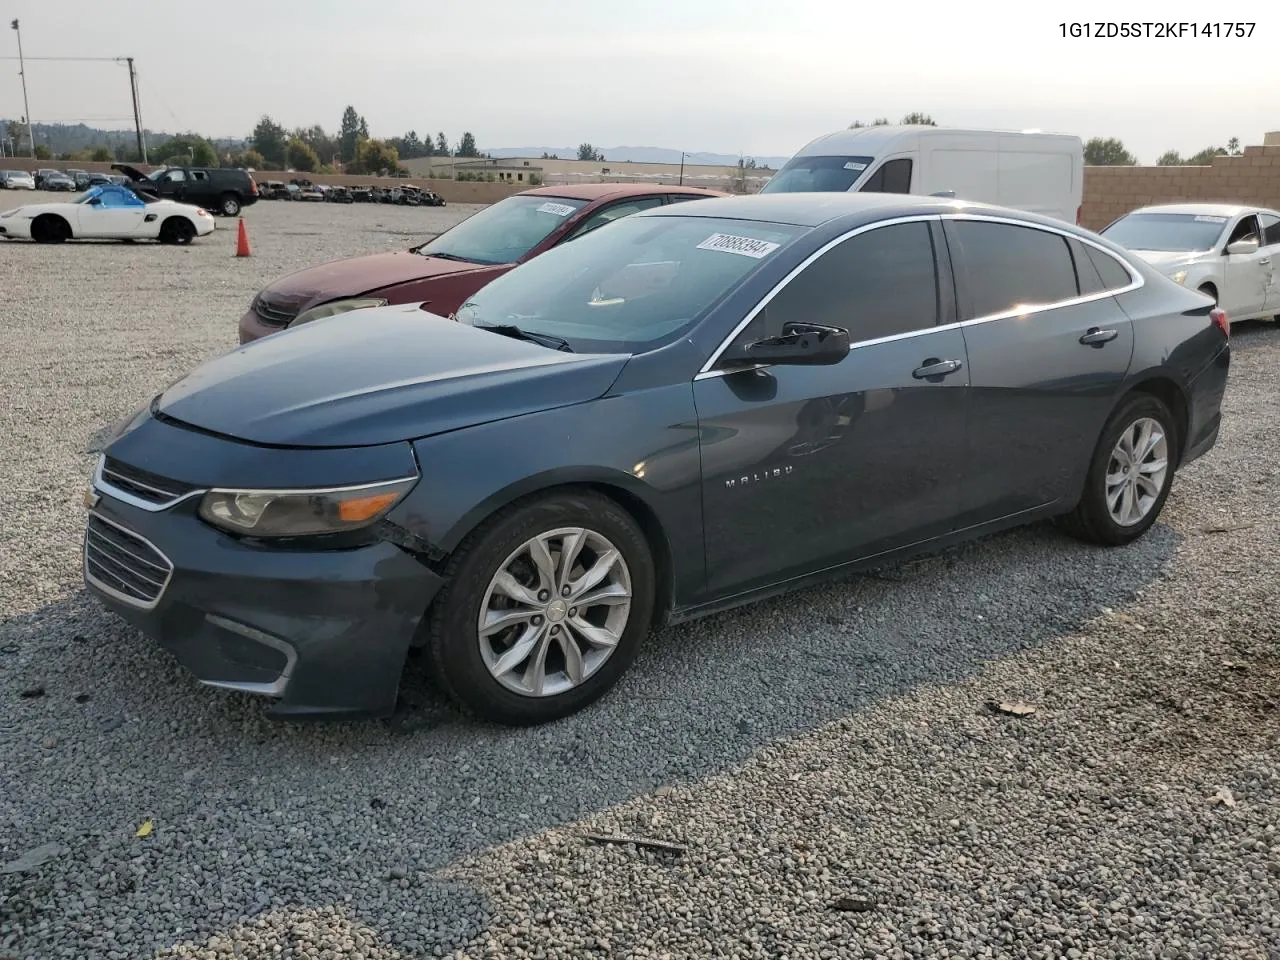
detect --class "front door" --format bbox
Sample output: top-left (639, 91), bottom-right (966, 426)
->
top-left (75, 186), bottom-right (148, 238)
top-left (694, 218), bottom-right (970, 596)
top-left (1222, 214), bottom-right (1270, 318)
top-left (943, 218), bottom-right (1134, 525)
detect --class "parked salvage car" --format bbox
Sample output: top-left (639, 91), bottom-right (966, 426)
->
top-left (259, 180), bottom-right (288, 199)
top-left (351, 185), bottom-right (374, 202)
top-left (66, 168), bottom-right (89, 189)
top-left (34, 168), bottom-right (62, 189)
top-left (420, 188), bottom-right (445, 207)
top-left (42, 171), bottom-right (77, 192)
top-left (326, 185), bottom-right (354, 203)
top-left (296, 181), bottom-right (325, 202)
top-left (0, 170), bottom-right (36, 190)
top-left (112, 163), bottom-right (259, 216)
top-left (87, 194), bottom-right (1229, 725)
top-left (1100, 203), bottom-right (1280, 322)
top-left (0, 182), bottom-right (215, 243)
top-left (239, 184), bottom-right (725, 342)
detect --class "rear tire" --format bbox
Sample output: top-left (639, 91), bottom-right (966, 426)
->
top-left (219, 193), bottom-right (241, 217)
top-left (159, 217), bottom-right (196, 245)
top-left (31, 214), bottom-right (71, 244)
top-left (1058, 393), bottom-right (1177, 546)
top-left (424, 490), bottom-right (655, 726)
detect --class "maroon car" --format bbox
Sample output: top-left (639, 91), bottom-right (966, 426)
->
top-left (238, 183), bottom-right (725, 343)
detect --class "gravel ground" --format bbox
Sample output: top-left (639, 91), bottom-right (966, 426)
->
top-left (1, 192), bottom-right (1277, 959)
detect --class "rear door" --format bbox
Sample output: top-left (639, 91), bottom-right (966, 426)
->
top-left (1222, 214), bottom-right (1270, 317)
top-left (944, 216), bottom-right (1135, 525)
top-left (1256, 213), bottom-right (1280, 313)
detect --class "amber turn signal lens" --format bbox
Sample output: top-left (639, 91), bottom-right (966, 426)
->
top-left (336, 491), bottom-right (402, 523)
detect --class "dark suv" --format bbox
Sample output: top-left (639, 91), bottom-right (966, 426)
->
top-left (111, 164), bottom-right (259, 216)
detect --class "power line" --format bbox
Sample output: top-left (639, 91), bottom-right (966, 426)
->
top-left (0, 56), bottom-right (126, 62)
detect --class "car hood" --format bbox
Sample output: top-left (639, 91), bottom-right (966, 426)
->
top-left (1128, 249), bottom-right (1205, 271)
top-left (261, 250), bottom-right (492, 306)
top-left (155, 303), bottom-right (631, 448)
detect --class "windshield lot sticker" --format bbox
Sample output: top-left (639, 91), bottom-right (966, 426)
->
top-left (843, 161), bottom-right (868, 171)
top-left (1194, 215), bottom-right (1227, 223)
top-left (536, 202), bottom-right (577, 217)
top-left (696, 233), bottom-right (781, 259)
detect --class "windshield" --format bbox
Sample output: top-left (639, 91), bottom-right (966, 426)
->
top-left (418, 194), bottom-right (589, 264)
top-left (455, 214), bottom-right (805, 353)
top-left (74, 184), bottom-right (155, 206)
top-left (1101, 213), bottom-right (1228, 252)
top-left (760, 155), bottom-right (875, 193)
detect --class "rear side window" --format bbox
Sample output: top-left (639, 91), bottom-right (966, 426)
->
top-left (859, 158), bottom-right (913, 194)
top-left (757, 221), bottom-right (939, 342)
top-left (1260, 213), bottom-right (1280, 246)
top-left (1084, 245), bottom-right (1133, 291)
top-left (947, 220), bottom-right (1079, 319)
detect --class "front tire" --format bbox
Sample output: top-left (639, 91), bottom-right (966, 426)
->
top-left (424, 490), bottom-right (655, 725)
top-left (31, 214), bottom-right (71, 243)
top-left (1058, 393), bottom-right (1177, 546)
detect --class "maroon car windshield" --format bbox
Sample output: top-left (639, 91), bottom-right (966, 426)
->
top-left (415, 194), bottom-right (588, 265)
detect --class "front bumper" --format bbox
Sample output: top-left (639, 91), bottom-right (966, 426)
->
top-left (83, 469), bottom-right (443, 718)
top-left (238, 303), bottom-right (287, 343)
top-left (0, 217), bottom-right (33, 239)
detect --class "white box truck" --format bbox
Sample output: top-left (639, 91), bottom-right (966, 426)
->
top-left (761, 126), bottom-right (1084, 224)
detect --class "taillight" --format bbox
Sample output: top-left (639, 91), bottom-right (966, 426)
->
top-left (250, 181), bottom-right (259, 196)
top-left (1210, 307), bottom-right (1229, 338)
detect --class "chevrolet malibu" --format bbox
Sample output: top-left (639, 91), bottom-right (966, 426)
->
top-left (238, 183), bottom-right (725, 343)
top-left (85, 194), bottom-right (1230, 726)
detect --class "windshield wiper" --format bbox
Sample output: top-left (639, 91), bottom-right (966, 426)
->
top-left (419, 250), bottom-right (477, 262)
top-left (473, 324), bottom-right (573, 352)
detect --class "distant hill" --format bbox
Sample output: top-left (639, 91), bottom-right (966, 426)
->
top-left (486, 145), bottom-right (791, 168)
top-left (1, 120), bottom-right (248, 159)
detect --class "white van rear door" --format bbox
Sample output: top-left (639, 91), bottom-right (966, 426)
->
top-left (996, 145), bottom-right (1075, 222)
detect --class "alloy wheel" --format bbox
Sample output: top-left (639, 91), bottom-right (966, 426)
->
top-left (1106, 416), bottom-right (1169, 527)
top-left (478, 527), bottom-right (632, 698)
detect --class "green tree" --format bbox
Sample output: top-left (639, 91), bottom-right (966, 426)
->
top-left (1083, 137), bottom-right (1137, 166)
top-left (1157, 150), bottom-right (1182, 166)
top-left (286, 137), bottom-right (320, 172)
top-left (338, 106), bottom-right (365, 164)
top-left (577, 142), bottom-right (605, 161)
top-left (160, 134), bottom-right (217, 167)
top-left (89, 146), bottom-right (112, 162)
top-left (243, 149), bottom-right (266, 169)
top-left (457, 131), bottom-right (479, 157)
top-left (435, 132), bottom-right (450, 156)
top-left (33, 144), bottom-right (52, 160)
top-left (251, 116), bottom-right (288, 168)
top-left (1185, 146), bottom-right (1227, 166)
top-left (352, 139), bottom-right (400, 176)
top-left (900, 112), bottom-right (936, 125)
top-left (849, 118), bottom-right (891, 128)
top-left (1227, 137), bottom-right (1241, 156)
top-left (293, 125), bottom-right (336, 165)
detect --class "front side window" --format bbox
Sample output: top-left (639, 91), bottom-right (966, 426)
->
top-left (455, 215), bottom-right (805, 353)
top-left (858, 158), bottom-right (913, 194)
top-left (759, 155), bottom-right (876, 194)
top-left (740, 221), bottom-right (938, 345)
top-left (417, 194), bottom-right (589, 265)
top-left (947, 220), bottom-right (1080, 319)
top-left (565, 197), bottom-right (665, 241)
top-left (1227, 215), bottom-right (1260, 247)
top-left (1101, 212), bottom-right (1227, 252)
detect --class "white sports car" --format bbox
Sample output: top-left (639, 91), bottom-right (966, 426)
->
top-left (0, 183), bottom-right (216, 244)
top-left (1100, 203), bottom-right (1280, 323)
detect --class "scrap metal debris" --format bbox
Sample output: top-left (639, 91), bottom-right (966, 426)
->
top-left (0, 842), bottom-right (68, 875)
top-left (831, 896), bottom-right (877, 913)
top-left (989, 700), bottom-right (1037, 717)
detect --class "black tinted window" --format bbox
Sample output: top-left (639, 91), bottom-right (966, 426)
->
top-left (948, 221), bottom-right (1079, 319)
top-left (756, 221), bottom-right (938, 342)
top-left (1260, 213), bottom-right (1280, 246)
top-left (1068, 238), bottom-right (1105, 295)
top-left (1084, 245), bottom-right (1132, 291)
top-left (859, 158), bottom-right (913, 194)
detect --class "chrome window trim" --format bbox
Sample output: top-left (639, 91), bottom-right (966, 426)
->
top-left (203, 476), bottom-right (419, 498)
top-left (694, 212), bottom-right (1145, 381)
top-left (83, 511), bottom-right (175, 612)
top-left (93, 454), bottom-right (207, 513)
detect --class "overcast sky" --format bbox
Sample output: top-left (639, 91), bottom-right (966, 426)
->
top-left (3, 0), bottom-right (1271, 163)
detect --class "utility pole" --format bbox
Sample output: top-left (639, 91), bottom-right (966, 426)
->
top-left (126, 57), bottom-right (147, 164)
top-left (678, 151), bottom-right (685, 186)
top-left (10, 19), bottom-right (34, 158)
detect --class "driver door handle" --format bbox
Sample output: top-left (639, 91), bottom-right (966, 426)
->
top-left (912, 358), bottom-right (963, 380)
top-left (1079, 327), bottom-right (1119, 346)
top-left (1261, 257), bottom-right (1272, 265)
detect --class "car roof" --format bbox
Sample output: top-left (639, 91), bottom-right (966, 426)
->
top-left (518, 183), bottom-right (726, 202)
top-left (1126, 202), bottom-right (1277, 218)
top-left (634, 191), bottom-right (1059, 228)
top-left (790, 125), bottom-right (1082, 159)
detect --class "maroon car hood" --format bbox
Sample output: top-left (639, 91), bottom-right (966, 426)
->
top-left (262, 250), bottom-right (492, 306)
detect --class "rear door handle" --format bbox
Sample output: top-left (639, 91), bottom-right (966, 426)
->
top-left (1079, 327), bottom-right (1119, 346)
top-left (1261, 257), bottom-right (1272, 265)
top-left (912, 358), bottom-right (963, 380)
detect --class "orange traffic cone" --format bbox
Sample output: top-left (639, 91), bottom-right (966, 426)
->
top-left (235, 218), bottom-right (251, 257)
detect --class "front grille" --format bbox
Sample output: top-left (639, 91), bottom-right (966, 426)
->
top-left (84, 514), bottom-right (173, 609)
top-left (254, 296), bottom-right (298, 327)
top-left (100, 457), bottom-right (198, 507)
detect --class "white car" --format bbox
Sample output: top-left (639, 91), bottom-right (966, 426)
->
top-left (0, 170), bottom-right (36, 190)
top-left (1100, 203), bottom-right (1280, 322)
top-left (0, 183), bottom-right (215, 244)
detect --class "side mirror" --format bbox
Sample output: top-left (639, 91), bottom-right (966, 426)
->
top-left (1225, 238), bottom-right (1259, 256)
top-left (724, 322), bottom-right (850, 367)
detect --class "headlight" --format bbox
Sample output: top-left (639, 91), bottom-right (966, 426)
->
top-left (198, 477), bottom-right (417, 537)
top-left (1170, 270), bottom-right (1187, 285)
top-left (287, 298), bottom-right (389, 329)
